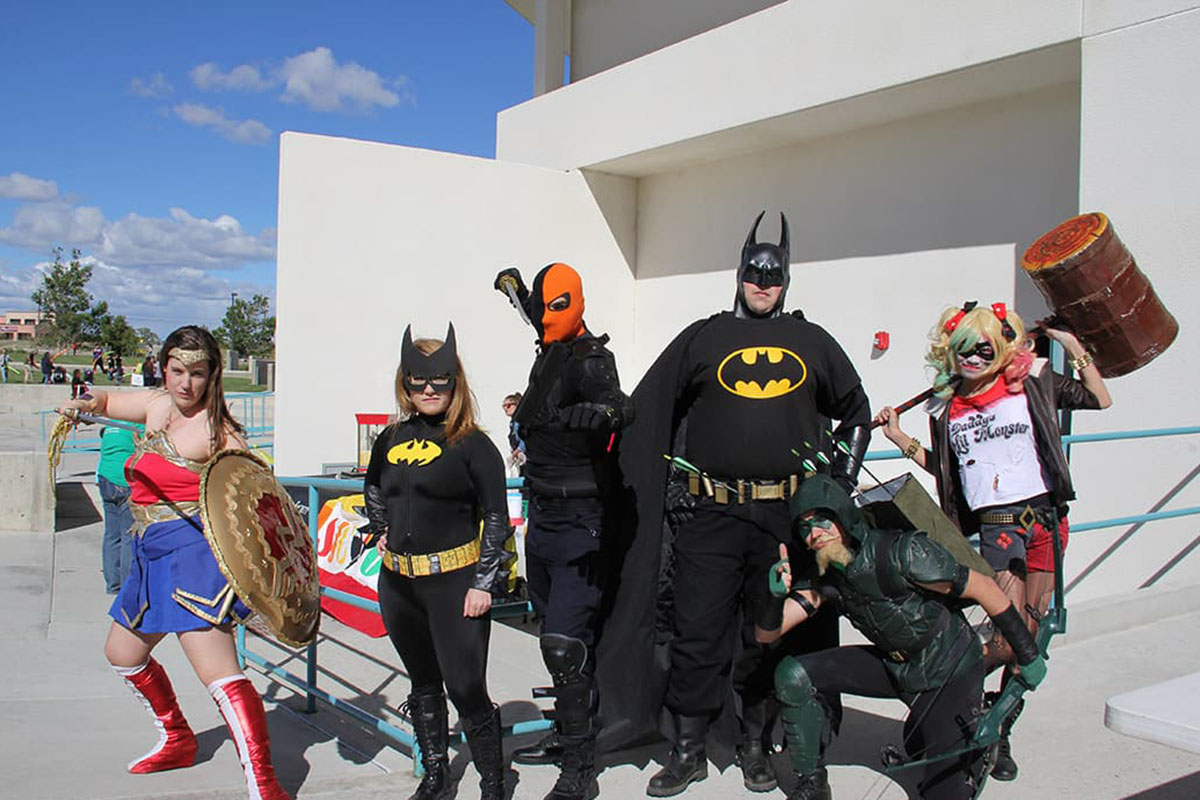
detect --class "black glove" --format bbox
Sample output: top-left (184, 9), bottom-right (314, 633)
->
top-left (831, 424), bottom-right (869, 494)
top-left (494, 267), bottom-right (530, 310)
top-left (664, 474), bottom-right (696, 528)
top-left (562, 401), bottom-right (616, 431)
top-left (357, 484), bottom-right (388, 548)
top-left (990, 605), bottom-right (1046, 689)
top-left (473, 510), bottom-right (512, 593)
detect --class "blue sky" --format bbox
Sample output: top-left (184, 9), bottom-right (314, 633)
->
top-left (0, 0), bottom-right (532, 334)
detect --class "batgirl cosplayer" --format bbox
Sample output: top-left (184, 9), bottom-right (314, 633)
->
top-left (875, 302), bottom-right (1111, 781)
top-left (57, 325), bottom-right (290, 800)
top-left (361, 324), bottom-right (512, 800)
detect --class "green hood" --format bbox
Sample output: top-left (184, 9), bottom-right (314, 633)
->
top-left (790, 474), bottom-right (869, 542)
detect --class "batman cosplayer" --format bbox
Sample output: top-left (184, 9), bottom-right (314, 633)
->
top-left (362, 324), bottom-right (512, 800)
top-left (598, 212), bottom-right (872, 797)
top-left (494, 263), bottom-right (635, 800)
top-left (756, 475), bottom-right (1046, 800)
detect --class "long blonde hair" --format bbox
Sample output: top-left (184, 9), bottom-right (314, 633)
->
top-left (926, 304), bottom-right (1030, 397)
top-left (394, 337), bottom-right (480, 444)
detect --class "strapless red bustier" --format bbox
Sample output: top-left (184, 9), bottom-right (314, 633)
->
top-left (127, 451), bottom-right (202, 506)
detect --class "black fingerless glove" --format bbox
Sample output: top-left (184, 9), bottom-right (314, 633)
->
top-left (358, 484), bottom-right (388, 548)
top-left (990, 605), bottom-right (1039, 666)
top-left (473, 510), bottom-right (512, 593)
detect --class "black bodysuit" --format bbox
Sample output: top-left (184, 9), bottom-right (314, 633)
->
top-left (365, 415), bottom-right (508, 720)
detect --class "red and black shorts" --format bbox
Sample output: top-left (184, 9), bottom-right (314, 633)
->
top-left (977, 499), bottom-right (1069, 575)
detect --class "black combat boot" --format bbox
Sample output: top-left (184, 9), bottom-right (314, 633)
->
top-left (407, 691), bottom-right (452, 800)
top-left (990, 695), bottom-right (1024, 782)
top-left (646, 714), bottom-right (709, 797)
top-left (737, 700), bottom-right (778, 792)
top-left (787, 767), bottom-right (831, 800)
top-left (465, 705), bottom-right (507, 800)
top-left (540, 634), bottom-right (598, 800)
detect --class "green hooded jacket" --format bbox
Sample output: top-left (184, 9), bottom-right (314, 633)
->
top-left (790, 475), bottom-right (982, 694)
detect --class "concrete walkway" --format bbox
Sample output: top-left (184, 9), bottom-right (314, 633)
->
top-left (2, 423), bottom-right (1199, 798)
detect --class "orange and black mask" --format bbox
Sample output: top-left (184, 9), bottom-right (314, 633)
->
top-left (530, 262), bottom-right (586, 344)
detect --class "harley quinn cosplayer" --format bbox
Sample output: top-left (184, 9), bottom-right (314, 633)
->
top-left (58, 325), bottom-right (290, 800)
top-left (875, 302), bottom-right (1111, 781)
top-left (362, 324), bottom-right (511, 800)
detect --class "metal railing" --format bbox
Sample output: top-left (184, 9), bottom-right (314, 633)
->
top-left (862, 424), bottom-right (1200, 535)
top-left (238, 475), bottom-right (550, 771)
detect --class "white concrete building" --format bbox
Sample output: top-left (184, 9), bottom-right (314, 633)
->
top-left (276, 1), bottom-right (1200, 604)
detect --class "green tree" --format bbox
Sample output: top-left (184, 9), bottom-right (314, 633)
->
top-left (136, 327), bottom-right (162, 354)
top-left (31, 247), bottom-right (93, 346)
top-left (215, 294), bottom-right (274, 358)
top-left (101, 314), bottom-right (140, 356)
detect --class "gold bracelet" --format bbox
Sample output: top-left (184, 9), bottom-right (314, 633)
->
top-left (903, 438), bottom-right (922, 460)
top-left (1070, 351), bottom-right (1094, 372)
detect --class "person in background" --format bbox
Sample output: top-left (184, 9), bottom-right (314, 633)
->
top-left (503, 391), bottom-right (526, 476)
top-left (98, 424), bottom-right (141, 594)
top-left (1, 348), bottom-right (10, 383)
top-left (41, 351), bottom-right (52, 383)
top-left (71, 368), bottom-right (88, 399)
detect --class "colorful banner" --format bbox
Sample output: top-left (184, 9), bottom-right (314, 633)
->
top-left (315, 493), bottom-right (386, 637)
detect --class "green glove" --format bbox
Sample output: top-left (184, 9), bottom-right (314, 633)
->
top-left (769, 557), bottom-right (789, 597)
top-left (1015, 654), bottom-right (1047, 690)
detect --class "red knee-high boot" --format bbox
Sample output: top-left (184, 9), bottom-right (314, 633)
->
top-left (115, 658), bottom-right (199, 774)
top-left (209, 675), bottom-right (291, 800)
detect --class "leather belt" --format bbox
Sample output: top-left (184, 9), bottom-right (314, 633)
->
top-left (687, 473), bottom-right (800, 505)
top-left (379, 538), bottom-right (480, 577)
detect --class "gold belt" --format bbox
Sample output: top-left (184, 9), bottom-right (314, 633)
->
top-left (130, 501), bottom-right (203, 535)
top-left (688, 473), bottom-right (800, 505)
top-left (379, 538), bottom-right (480, 577)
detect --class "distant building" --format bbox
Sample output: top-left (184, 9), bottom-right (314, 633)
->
top-left (1, 310), bottom-right (51, 341)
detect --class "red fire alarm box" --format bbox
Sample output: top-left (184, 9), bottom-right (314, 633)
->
top-left (873, 331), bottom-right (890, 351)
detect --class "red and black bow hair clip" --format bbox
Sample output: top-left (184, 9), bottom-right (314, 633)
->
top-left (944, 300), bottom-right (1016, 341)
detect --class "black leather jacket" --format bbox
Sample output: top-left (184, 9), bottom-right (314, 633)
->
top-left (927, 360), bottom-right (1102, 534)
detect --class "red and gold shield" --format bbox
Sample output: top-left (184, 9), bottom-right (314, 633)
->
top-left (200, 450), bottom-right (320, 647)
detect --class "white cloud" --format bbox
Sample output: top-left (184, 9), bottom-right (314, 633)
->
top-left (278, 46), bottom-right (409, 112)
top-left (0, 202), bottom-right (105, 249)
top-left (99, 207), bottom-right (276, 268)
top-left (1, 196), bottom-right (275, 271)
top-left (0, 257), bottom-right (274, 334)
top-left (172, 103), bottom-right (272, 144)
top-left (128, 72), bottom-right (174, 98)
top-left (190, 62), bottom-right (273, 92)
top-left (0, 172), bottom-right (59, 202)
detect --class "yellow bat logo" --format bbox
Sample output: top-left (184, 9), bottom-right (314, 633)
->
top-left (717, 346), bottom-right (807, 399)
top-left (387, 438), bottom-right (442, 466)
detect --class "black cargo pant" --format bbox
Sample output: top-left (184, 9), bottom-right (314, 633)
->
top-left (525, 494), bottom-right (607, 646)
top-left (665, 496), bottom-right (839, 717)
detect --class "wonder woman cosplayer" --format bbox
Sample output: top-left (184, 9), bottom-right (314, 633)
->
top-left (59, 325), bottom-right (289, 800)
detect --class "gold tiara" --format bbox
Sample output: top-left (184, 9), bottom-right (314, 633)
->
top-left (167, 347), bottom-right (207, 366)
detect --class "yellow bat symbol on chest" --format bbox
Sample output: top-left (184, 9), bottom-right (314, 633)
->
top-left (717, 346), bottom-right (807, 399)
top-left (388, 438), bottom-right (442, 466)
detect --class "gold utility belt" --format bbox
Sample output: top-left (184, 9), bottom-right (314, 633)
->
top-left (379, 538), bottom-right (480, 578)
top-left (130, 501), bottom-right (203, 535)
top-left (687, 472), bottom-right (800, 505)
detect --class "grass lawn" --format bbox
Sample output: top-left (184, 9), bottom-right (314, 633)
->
top-left (223, 376), bottom-right (269, 392)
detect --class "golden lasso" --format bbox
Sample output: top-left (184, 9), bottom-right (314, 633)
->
top-left (47, 412), bottom-right (77, 487)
